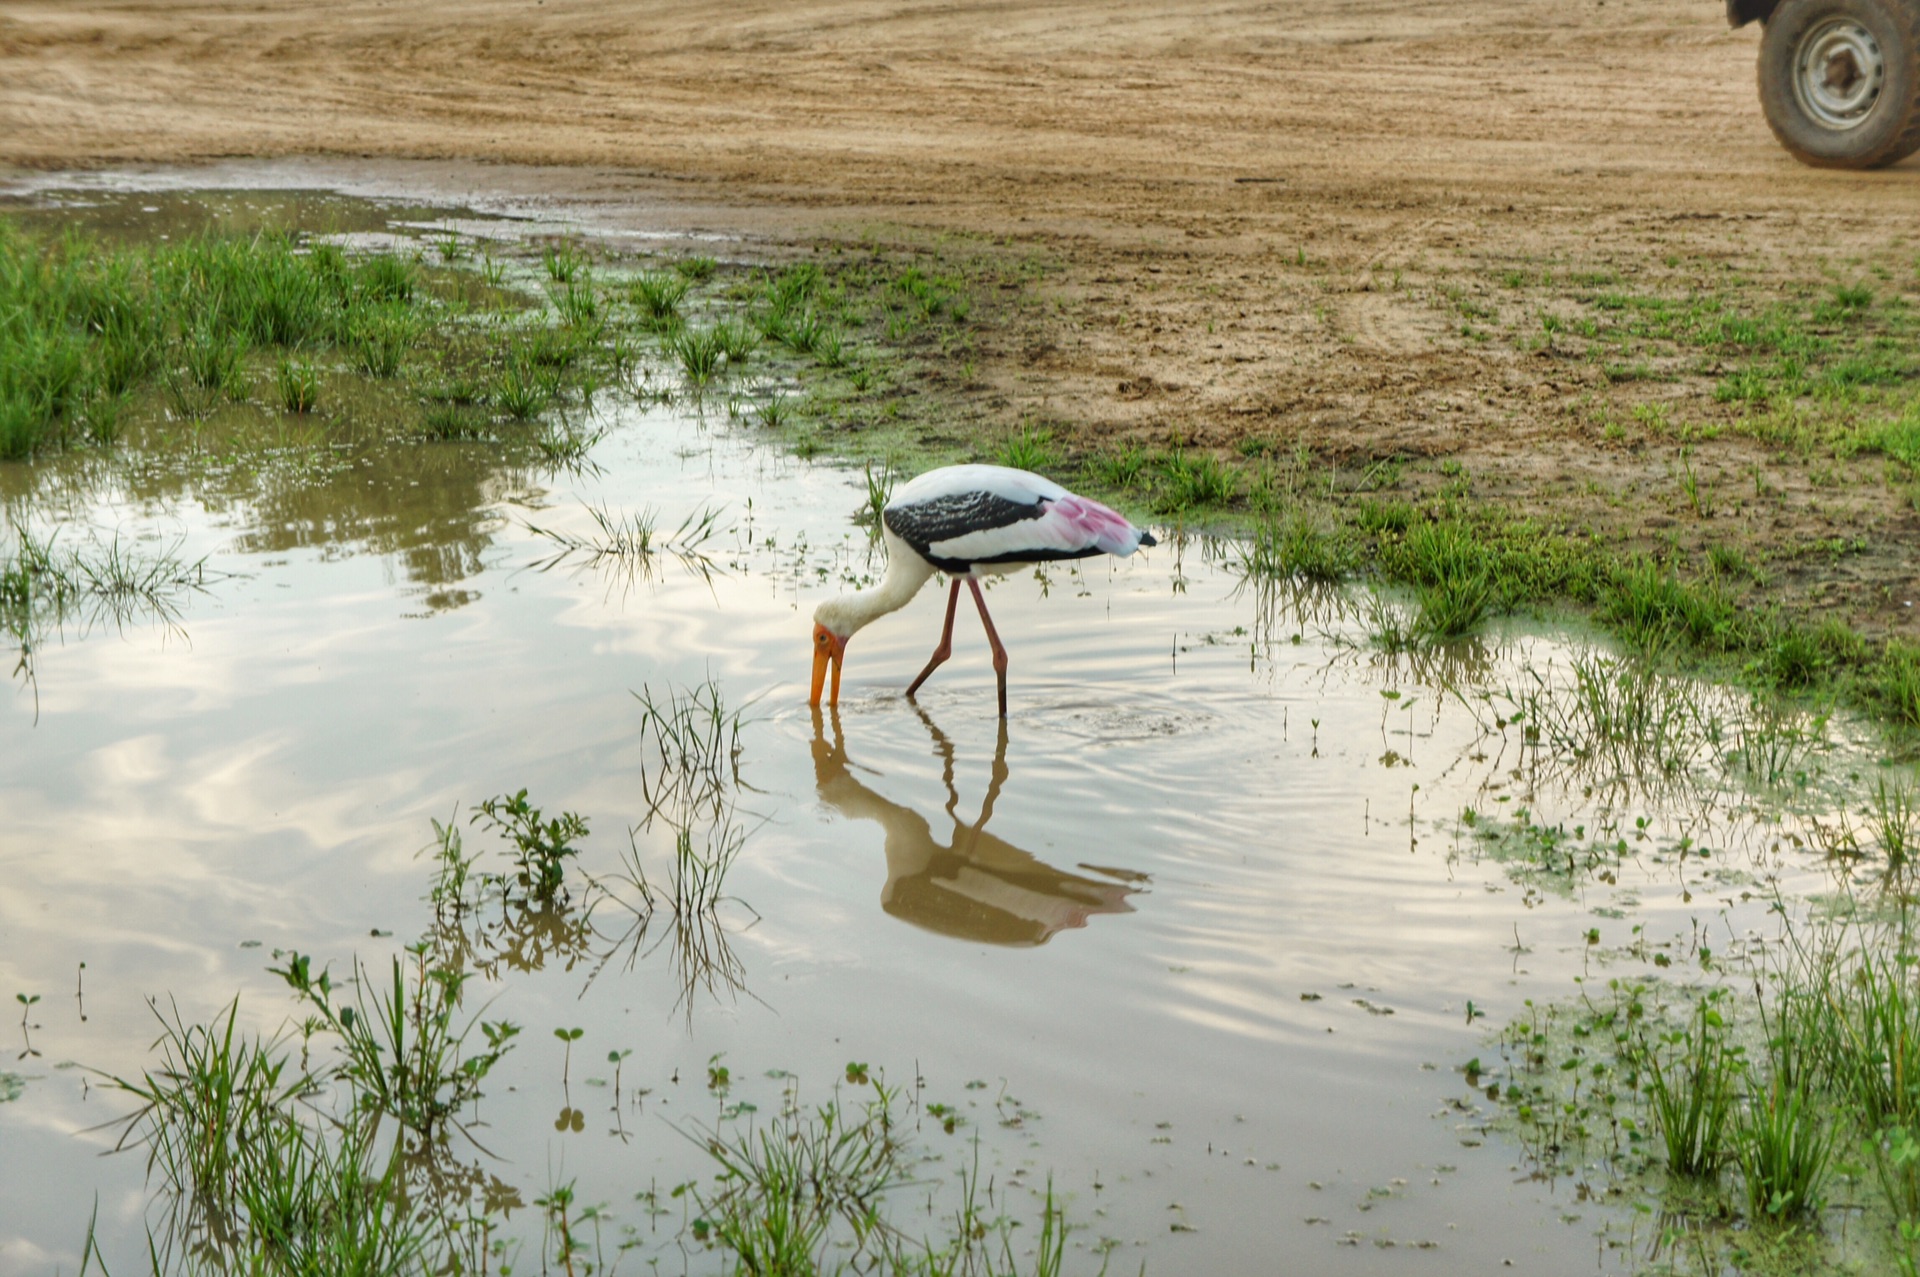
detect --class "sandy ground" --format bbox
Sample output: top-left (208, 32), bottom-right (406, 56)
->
top-left (2, 1), bottom-right (1918, 632)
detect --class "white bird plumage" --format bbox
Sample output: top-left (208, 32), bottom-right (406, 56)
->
top-left (809, 464), bottom-right (1157, 715)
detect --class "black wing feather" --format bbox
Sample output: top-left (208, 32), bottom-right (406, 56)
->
top-left (883, 490), bottom-right (1045, 559)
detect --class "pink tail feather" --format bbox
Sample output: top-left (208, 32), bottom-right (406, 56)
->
top-left (1050, 495), bottom-right (1151, 556)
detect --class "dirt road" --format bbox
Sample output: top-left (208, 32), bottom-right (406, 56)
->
top-left (3, 1), bottom-right (1917, 633)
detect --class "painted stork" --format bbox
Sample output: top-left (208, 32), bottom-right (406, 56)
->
top-left (809, 464), bottom-right (1157, 715)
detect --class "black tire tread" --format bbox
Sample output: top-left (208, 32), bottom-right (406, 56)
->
top-left (1759, 0), bottom-right (1920, 168)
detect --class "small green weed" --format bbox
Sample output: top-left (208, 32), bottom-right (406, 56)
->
top-left (346, 307), bottom-right (418, 378)
top-left (712, 317), bottom-right (757, 365)
top-left (183, 320), bottom-right (249, 399)
top-left (1237, 514), bottom-right (1354, 583)
top-left (420, 404), bottom-right (489, 441)
top-left (1734, 1074), bottom-right (1832, 1224)
top-left (669, 325), bottom-right (726, 387)
top-left (1643, 995), bottom-right (1740, 1179)
top-left (756, 390), bottom-right (790, 430)
top-left (632, 679), bottom-right (748, 827)
top-left (1413, 569), bottom-right (1493, 643)
top-left (996, 428), bottom-right (1057, 472)
top-left (473, 789), bottom-right (590, 902)
top-left (271, 948), bottom-right (519, 1137)
top-left (857, 461), bottom-right (895, 534)
top-left (494, 359), bottom-right (552, 421)
top-left (1870, 776), bottom-right (1918, 870)
top-left (541, 241), bottom-right (587, 283)
top-left (273, 359), bottom-right (318, 414)
top-left (1155, 450), bottom-right (1237, 513)
top-left (1089, 444), bottom-right (1148, 489)
top-left (1876, 640), bottom-right (1920, 730)
top-left (673, 255), bottom-right (718, 283)
top-left (630, 270), bottom-right (690, 325)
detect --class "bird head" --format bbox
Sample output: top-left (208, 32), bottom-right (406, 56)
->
top-left (809, 622), bottom-right (849, 707)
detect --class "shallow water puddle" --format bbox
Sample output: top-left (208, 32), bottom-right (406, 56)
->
top-left (0, 177), bottom-right (1877, 1275)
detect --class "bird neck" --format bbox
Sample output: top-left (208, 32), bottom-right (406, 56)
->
top-left (818, 535), bottom-right (936, 640)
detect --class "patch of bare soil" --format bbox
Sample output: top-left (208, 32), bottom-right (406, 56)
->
top-left (2, 1), bottom-right (1917, 634)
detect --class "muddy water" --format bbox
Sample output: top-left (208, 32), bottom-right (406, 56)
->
top-left (0, 178), bottom-right (1857, 1276)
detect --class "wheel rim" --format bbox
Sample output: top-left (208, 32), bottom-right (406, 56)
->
top-left (1793, 18), bottom-right (1886, 130)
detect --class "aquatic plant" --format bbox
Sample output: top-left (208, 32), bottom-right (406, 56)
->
top-left (110, 914), bottom-right (523, 1275)
top-left (110, 998), bottom-right (441, 1274)
top-left (547, 277), bottom-right (600, 331)
top-left (711, 316), bottom-right (757, 365)
top-left (419, 404), bottom-right (489, 441)
top-left (782, 307), bottom-right (826, 354)
top-left (1599, 559), bottom-right (1743, 656)
top-left (275, 949), bottom-right (518, 1138)
top-left (1412, 568), bottom-right (1493, 643)
top-left (1362, 592), bottom-right (1417, 656)
top-left (354, 253), bottom-right (417, 304)
top-left (493, 358), bottom-right (551, 421)
top-left (523, 322), bottom-right (588, 369)
top-left (273, 359), bottom-right (319, 415)
top-left (1504, 653), bottom-right (1715, 785)
top-left (1871, 777), bottom-right (1919, 871)
top-left (540, 241), bottom-right (586, 284)
top-left (809, 323), bottom-right (848, 367)
top-left (0, 222), bottom-right (473, 456)
top-left (1723, 696), bottom-right (1825, 788)
top-left (182, 318), bottom-right (250, 398)
top-left (663, 810), bottom-right (748, 921)
top-left (756, 389), bottom-right (791, 430)
top-left (1642, 995), bottom-right (1740, 1179)
top-left (3, 522), bottom-right (207, 712)
top-left (668, 324), bottom-right (726, 386)
top-left (526, 502), bottom-right (724, 585)
top-left (632, 678), bottom-right (750, 828)
top-left (1479, 889), bottom-right (1920, 1269)
top-left (530, 423), bottom-right (606, 467)
top-left (890, 266), bottom-right (965, 322)
top-left (1236, 513), bottom-right (1354, 584)
top-left (684, 1078), bottom-right (1072, 1277)
top-left (673, 255), bottom-right (718, 283)
top-left (688, 1085), bottom-right (903, 1273)
top-left (472, 788), bottom-right (589, 902)
top-left (629, 270), bottom-right (690, 326)
top-left (1733, 1073), bottom-right (1832, 1224)
top-left (856, 461), bottom-right (895, 534)
top-left (1877, 640), bottom-right (1920, 731)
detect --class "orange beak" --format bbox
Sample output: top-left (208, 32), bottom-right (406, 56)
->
top-left (809, 624), bottom-right (847, 707)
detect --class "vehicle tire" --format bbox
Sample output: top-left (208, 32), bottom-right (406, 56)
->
top-left (1758, 0), bottom-right (1920, 168)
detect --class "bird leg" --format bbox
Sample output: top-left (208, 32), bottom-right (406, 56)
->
top-left (966, 578), bottom-right (1011, 718)
top-left (977, 717), bottom-right (1011, 825)
top-left (905, 578), bottom-right (964, 700)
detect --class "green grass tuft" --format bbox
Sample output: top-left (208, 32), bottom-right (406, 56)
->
top-left (1875, 640), bottom-right (1920, 731)
top-left (1643, 996), bottom-right (1739, 1180)
top-left (1089, 444), bottom-right (1149, 490)
top-left (420, 404), bottom-right (489, 440)
top-left (669, 325), bottom-right (726, 386)
top-left (274, 359), bottom-right (318, 415)
top-left (1154, 450), bottom-right (1237, 513)
top-left (630, 270), bottom-right (690, 327)
top-left (996, 428), bottom-right (1058, 472)
top-left (1238, 514), bottom-right (1355, 583)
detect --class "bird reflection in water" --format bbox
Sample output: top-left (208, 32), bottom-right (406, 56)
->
top-left (811, 706), bottom-right (1142, 946)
